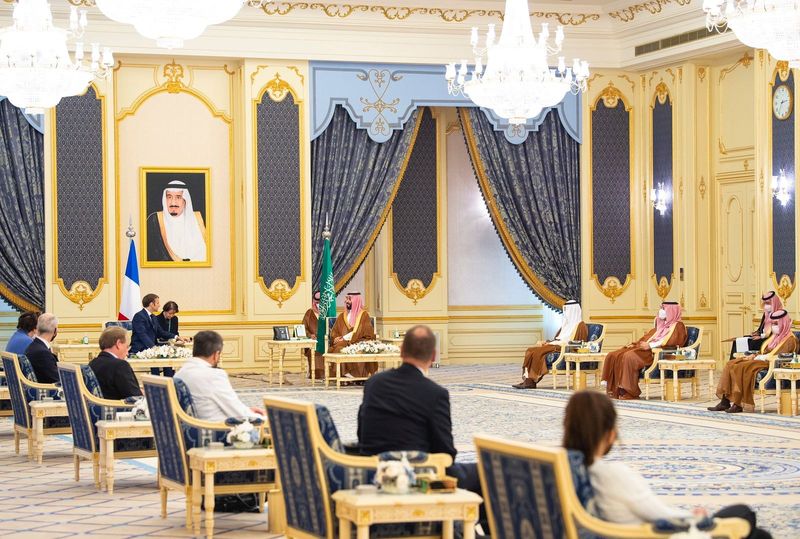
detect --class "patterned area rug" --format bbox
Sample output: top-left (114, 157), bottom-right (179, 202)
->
top-left (238, 375), bottom-right (800, 538)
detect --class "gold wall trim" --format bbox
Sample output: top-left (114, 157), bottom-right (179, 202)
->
top-left (335, 104), bottom-right (424, 292)
top-left (0, 281), bottom-right (41, 312)
top-left (114, 60), bottom-right (238, 315)
top-left (460, 107), bottom-right (568, 308)
top-left (388, 107), bottom-right (442, 305)
top-left (252, 71), bottom-right (305, 307)
top-left (589, 315), bottom-right (717, 321)
top-left (608, 0), bottom-right (692, 23)
top-left (448, 304), bottom-right (543, 311)
top-left (718, 52), bottom-right (753, 82)
top-left (51, 82), bottom-right (109, 309)
top-left (588, 82), bottom-right (635, 304)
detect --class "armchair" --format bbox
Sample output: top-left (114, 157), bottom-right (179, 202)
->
top-left (57, 363), bottom-right (156, 488)
top-left (264, 396), bottom-right (452, 539)
top-left (141, 375), bottom-right (277, 530)
top-left (651, 326), bottom-right (708, 401)
top-left (640, 326), bottom-right (701, 400)
top-left (1, 352), bottom-right (70, 459)
top-left (751, 332), bottom-right (800, 413)
top-left (474, 435), bottom-right (749, 539)
top-left (548, 323), bottom-right (606, 390)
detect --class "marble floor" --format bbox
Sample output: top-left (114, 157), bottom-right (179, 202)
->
top-left (1, 364), bottom-right (798, 538)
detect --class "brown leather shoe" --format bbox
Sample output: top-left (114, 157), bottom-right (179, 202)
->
top-left (512, 378), bottom-right (537, 389)
top-left (707, 399), bottom-right (731, 411)
top-left (725, 403), bottom-right (744, 413)
top-left (619, 393), bottom-right (639, 400)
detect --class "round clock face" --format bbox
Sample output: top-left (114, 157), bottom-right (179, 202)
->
top-left (773, 84), bottom-right (793, 120)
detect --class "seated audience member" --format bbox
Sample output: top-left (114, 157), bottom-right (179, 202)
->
top-left (174, 330), bottom-right (264, 423)
top-left (602, 301), bottom-right (686, 400)
top-left (24, 313), bottom-right (60, 384)
top-left (130, 293), bottom-right (182, 376)
top-left (302, 291), bottom-right (324, 379)
top-left (563, 391), bottom-right (772, 539)
top-left (5, 311), bottom-right (39, 355)
top-left (89, 327), bottom-right (141, 400)
top-left (357, 325), bottom-right (485, 524)
top-left (329, 291), bottom-right (376, 378)
top-left (514, 300), bottom-right (587, 389)
top-left (155, 301), bottom-right (180, 336)
top-left (709, 309), bottom-right (796, 414)
top-left (726, 292), bottom-right (780, 360)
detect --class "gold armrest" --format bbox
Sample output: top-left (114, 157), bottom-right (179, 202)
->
top-left (20, 379), bottom-right (60, 392)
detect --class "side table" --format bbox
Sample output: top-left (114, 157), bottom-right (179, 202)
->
top-left (562, 353), bottom-right (605, 390)
top-left (265, 339), bottom-right (318, 386)
top-left (332, 488), bottom-right (482, 539)
top-left (187, 446), bottom-right (282, 539)
top-left (657, 358), bottom-right (716, 402)
top-left (95, 420), bottom-right (157, 494)
top-left (28, 400), bottom-right (70, 464)
top-left (774, 368), bottom-right (800, 416)
top-left (323, 353), bottom-right (402, 389)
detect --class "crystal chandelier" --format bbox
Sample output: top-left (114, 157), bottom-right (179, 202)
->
top-left (772, 169), bottom-right (793, 206)
top-left (704, 0), bottom-right (800, 67)
top-left (650, 183), bottom-right (671, 216)
top-left (445, 0), bottom-right (589, 125)
top-left (89, 0), bottom-right (258, 49)
top-left (0, 0), bottom-right (113, 114)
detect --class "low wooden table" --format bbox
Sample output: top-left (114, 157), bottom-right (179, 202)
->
top-left (95, 419), bottom-right (156, 494)
top-left (657, 358), bottom-right (716, 402)
top-left (774, 367), bottom-right (800, 416)
top-left (563, 352), bottom-right (605, 390)
top-left (52, 343), bottom-right (96, 364)
top-left (127, 357), bottom-right (187, 372)
top-left (29, 400), bottom-right (69, 464)
top-left (264, 339), bottom-right (318, 386)
top-left (187, 446), bottom-right (281, 539)
top-left (332, 488), bottom-right (482, 539)
top-left (323, 353), bottom-right (402, 389)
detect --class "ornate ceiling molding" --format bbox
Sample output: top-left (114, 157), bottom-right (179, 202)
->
top-left (608, 0), bottom-right (692, 23)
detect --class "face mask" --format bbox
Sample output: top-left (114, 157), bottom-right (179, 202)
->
top-left (772, 324), bottom-right (780, 334)
top-left (765, 305), bottom-right (773, 313)
top-left (658, 309), bottom-right (667, 320)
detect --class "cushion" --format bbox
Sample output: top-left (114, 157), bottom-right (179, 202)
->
top-left (173, 378), bottom-right (197, 416)
top-left (18, 355), bottom-right (37, 382)
top-left (80, 365), bottom-right (103, 398)
top-left (566, 450), bottom-right (597, 516)
top-left (316, 405), bottom-right (344, 453)
top-left (545, 351), bottom-right (563, 369)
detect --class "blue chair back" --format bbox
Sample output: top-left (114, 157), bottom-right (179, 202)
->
top-left (173, 378), bottom-right (197, 416)
top-left (685, 326), bottom-right (700, 349)
top-left (586, 324), bottom-right (604, 352)
top-left (105, 320), bottom-right (133, 331)
top-left (265, 398), bottom-right (332, 539)
top-left (58, 364), bottom-right (96, 454)
top-left (477, 436), bottom-right (568, 539)
top-left (2, 354), bottom-right (30, 430)
top-left (143, 377), bottom-right (189, 487)
top-left (315, 404), bottom-right (345, 453)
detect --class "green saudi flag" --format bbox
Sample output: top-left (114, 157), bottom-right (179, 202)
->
top-left (316, 236), bottom-right (337, 354)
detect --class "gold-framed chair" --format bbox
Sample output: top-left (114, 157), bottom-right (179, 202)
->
top-left (1, 352), bottom-right (70, 459)
top-left (646, 326), bottom-right (705, 401)
top-left (474, 435), bottom-right (750, 539)
top-left (57, 363), bottom-right (156, 488)
top-left (549, 323), bottom-right (606, 389)
top-left (264, 395), bottom-right (452, 539)
top-left (754, 333), bottom-right (797, 413)
top-left (142, 375), bottom-right (277, 529)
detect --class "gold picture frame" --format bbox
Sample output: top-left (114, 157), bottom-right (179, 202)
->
top-left (140, 167), bottom-right (211, 267)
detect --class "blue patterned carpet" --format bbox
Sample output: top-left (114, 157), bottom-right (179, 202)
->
top-left (238, 380), bottom-right (800, 538)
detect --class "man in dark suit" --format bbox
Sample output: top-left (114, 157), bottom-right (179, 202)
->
top-left (23, 313), bottom-right (60, 384)
top-left (358, 325), bottom-right (484, 524)
top-left (89, 327), bottom-right (141, 400)
top-left (130, 293), bottom-right (182, 376)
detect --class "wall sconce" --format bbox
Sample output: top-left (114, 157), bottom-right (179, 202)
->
top-left (772, 169), bottom-right (793, 207)
top-left (650, 183), bottom-right (671, 216)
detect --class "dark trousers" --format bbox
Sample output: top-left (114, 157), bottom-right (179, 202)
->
top-left (447, 462), bottom-right (487, 530)
top-left (714, 504), bottom-right (772, 539)
top-left (149, 367), bottom-right (175, 377)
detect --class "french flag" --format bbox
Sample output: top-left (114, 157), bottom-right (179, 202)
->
top-left (118, 239), bottom-right (141, 321)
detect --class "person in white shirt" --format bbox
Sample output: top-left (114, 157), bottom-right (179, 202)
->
top-left (174, 330), bottom-right (264, 423)
top-left (562, 391), bottom-right (771, 539)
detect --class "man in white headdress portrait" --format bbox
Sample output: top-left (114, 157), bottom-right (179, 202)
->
top-left (145, 180), bottom-right (208, 262)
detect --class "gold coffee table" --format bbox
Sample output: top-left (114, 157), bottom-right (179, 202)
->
top-left (563, 352), bottom-right (605, 390)
top-left (28, 400), bottom-right (70, 464)
top-left (265, 339), bottom-right (318, 386)
top-left (774, 367), bottom-right (800, 416)
top-left (95, 419), bottom-right (157, 494)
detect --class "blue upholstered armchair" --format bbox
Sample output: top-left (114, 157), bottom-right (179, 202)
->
top-left (264, 396), bottom-right (452, 539)
top-left (58, 363), bottom-right (156, 489)
top-left (548, 323), bottom-right (606, 389)
top-left (751, 330), bottom-right (800, 413)
top-left (1, 352), bottom-right (70, 459)
top-left (639, 326), bottom-right (703, 400)
top-left (104, 320), bottom-right (133, 331)
top-left (142, 375), bottom-right (277, 530)
top-left (474, 435), bottom-right (749, 539)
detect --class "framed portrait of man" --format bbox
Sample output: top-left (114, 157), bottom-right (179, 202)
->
top-left (140, 168), bottom-right (211, 267)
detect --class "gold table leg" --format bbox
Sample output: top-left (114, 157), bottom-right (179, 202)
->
top-left (673, 369), bottom-right (679, 402)
top-left (34, 414), bottom-right (44, 464)
top-left (192, 469), bottom-right (202, 534)
top-left (204, 471), bottom-right (215, 539)
top-left (463, 515), bottom-right (477, 539)
top-left (105, 437), bottom-right (115, 494)
top-left (442, 520), bottom-right (454, 539)
top-left (279, 349), bottom-right (286, 387)
top-left (339, 518), bottom-right (351, 539)
top-left (336, 362), bottom-right (341, 390)
top-left (99, 438), bottom-right (106, 491)
top-left (792, 380), bottom-right (798, 416)
top-left (268, 347), bottom-right (274, 386)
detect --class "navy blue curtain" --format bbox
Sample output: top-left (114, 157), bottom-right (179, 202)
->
top-left (459, 107), bottom-right (581, 310)
top-left (0, 99), bottom-right (45, 311)
top-left (311, 105), bottom-right (421, 290)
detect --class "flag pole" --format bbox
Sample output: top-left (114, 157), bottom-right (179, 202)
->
top-left (316, 215), bottom-right (336, 355)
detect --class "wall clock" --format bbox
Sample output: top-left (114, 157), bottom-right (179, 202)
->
top-left (773, 84), bottom-right (793, 121)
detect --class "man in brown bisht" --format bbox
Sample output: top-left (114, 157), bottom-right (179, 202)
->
top-left (513, 300), bottom-right (588, 389)
top-left (709, 309), bottom-right (797, 414)
top-left (602, 301), bottom-right (686, 400)
top-left (328, 291), bottom-right (377, 378)
top-left (301, 291), bottom-right (324, 379)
